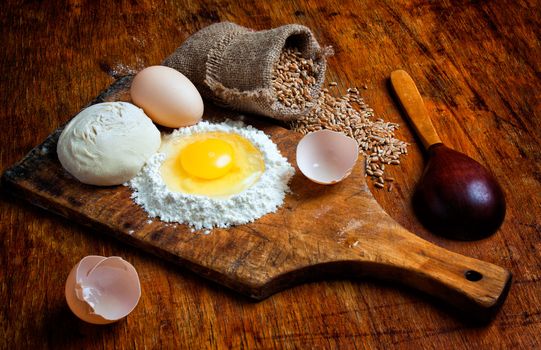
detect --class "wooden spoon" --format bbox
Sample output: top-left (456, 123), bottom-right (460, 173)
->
top-left (390, 70), bottom-right (506, 240)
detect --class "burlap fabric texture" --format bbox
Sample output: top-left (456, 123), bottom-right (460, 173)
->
top-left (163, 22), bottom-right (331, 121)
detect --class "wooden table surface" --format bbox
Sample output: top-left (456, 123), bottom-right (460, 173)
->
top-left (1, 0), bottom-right (540, 348)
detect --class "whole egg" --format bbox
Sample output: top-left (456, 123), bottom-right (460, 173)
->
top-left (130, 65), bottom-right (204, 128)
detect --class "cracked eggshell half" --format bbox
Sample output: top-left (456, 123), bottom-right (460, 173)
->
top-left (296, 129), bottom-right (359, 185)
top-left (65, 256), bottom-right (141, 325)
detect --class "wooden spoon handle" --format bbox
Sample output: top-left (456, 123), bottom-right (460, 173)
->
top-left (355, 225), bottom-right (512, 319)
top-left (390, 70), bottom-right (442, 149)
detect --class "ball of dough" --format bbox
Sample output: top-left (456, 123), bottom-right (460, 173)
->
top-left (57, 102), bottom-right (161, 186)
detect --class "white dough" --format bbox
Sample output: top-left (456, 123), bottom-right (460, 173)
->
top-left (57, 102), bottom-right (161, 186)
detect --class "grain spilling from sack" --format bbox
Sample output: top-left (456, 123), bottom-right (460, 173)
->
top-left (275, 51), bottom-right (409, 188)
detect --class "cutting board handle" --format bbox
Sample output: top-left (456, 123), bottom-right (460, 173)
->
top-left (354, 224), bottom-right (512, 320)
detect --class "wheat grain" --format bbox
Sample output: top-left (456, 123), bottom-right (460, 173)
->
top-left (275, 48), bottom-right (409, 188)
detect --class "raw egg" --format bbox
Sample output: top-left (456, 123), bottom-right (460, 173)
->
top-left (296, 129), bottom-right (359, 184)
top-left (160, 132), bottom-right (265, 198)
top-left (180, 138), bottom-right (234, 180)
top-left (130, 65), bottom-right (204, 128)
top-left (65, 256), bottom-right (141, 325)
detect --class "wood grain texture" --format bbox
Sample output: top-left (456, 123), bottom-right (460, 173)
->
top-left (2, 76), bottom-right (512, 318)
top-left (1, 0), bottom-right (540, 349)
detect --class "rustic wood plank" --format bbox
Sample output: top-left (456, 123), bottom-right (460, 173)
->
top-left (1, 0), bottom-right (540, 348)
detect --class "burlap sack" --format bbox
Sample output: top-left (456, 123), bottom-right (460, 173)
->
top-left (163, 22), bottom-right (331, 121)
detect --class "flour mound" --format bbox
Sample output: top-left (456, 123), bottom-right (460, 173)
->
top-left (128, 120), bottom-right (295, 230)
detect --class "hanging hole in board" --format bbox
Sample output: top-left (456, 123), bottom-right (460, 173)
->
top-left (464, 270), bottom-right (483, 282)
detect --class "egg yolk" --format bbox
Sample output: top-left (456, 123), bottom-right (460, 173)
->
top-left (159, 132), bottom-right (265, 198)
top-left (180, 138), bottom-right (234, 180)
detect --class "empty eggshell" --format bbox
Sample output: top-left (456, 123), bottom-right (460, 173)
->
top-left (65, 255), bottom-right (141, 325)
top-left (296, 130), bottom-right (359, 184)
top-left (130, 65), bottom-right (204, 128)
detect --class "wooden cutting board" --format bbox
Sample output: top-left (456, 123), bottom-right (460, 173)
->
top-left (1, 76), bottom-right (511, 320)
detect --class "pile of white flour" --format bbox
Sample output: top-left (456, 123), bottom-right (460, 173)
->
top-left (128, 120), bottom-right (295, 230)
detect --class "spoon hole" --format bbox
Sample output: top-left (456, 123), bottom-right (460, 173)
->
top-left (464, 270), bottom-right (483, 282)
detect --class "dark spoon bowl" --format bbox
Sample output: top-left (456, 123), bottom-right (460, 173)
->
top-left (412, 143), bottom-right (506, 240)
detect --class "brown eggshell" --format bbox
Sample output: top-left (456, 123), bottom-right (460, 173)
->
top-left (65, 256), bottom-right (141, 325)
